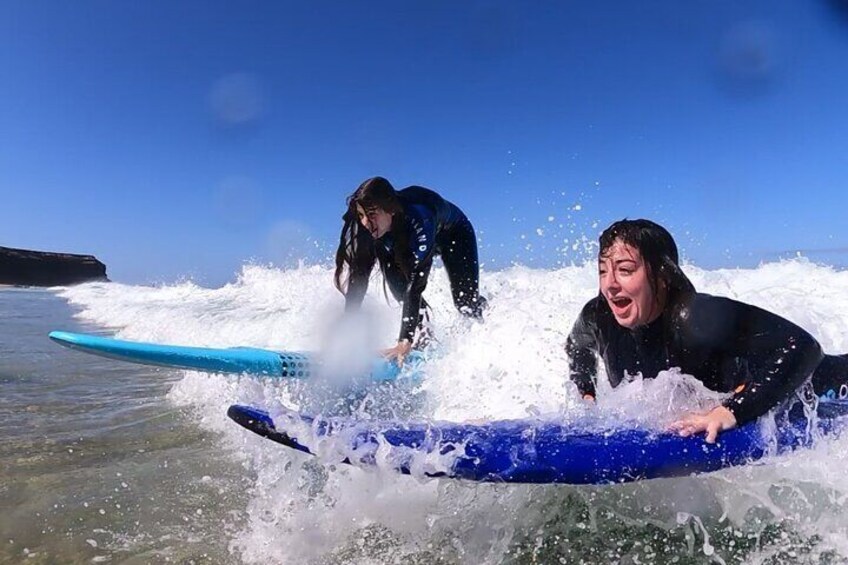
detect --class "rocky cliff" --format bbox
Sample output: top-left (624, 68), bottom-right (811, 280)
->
top-left (0, 246), bottom-right (109, 286)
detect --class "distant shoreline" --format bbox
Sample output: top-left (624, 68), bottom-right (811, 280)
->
top-left (1, 245), bottom-right (108, 286)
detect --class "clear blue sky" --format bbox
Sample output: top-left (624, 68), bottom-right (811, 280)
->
top-left (2, 1), bottom-right (848, 285)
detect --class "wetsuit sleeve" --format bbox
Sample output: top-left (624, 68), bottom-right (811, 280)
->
top-left (566, 298), bottom-right (601, 398)
top-left (398, 256), bottom-right (433, 342)
top-left (397, 210), bottom-right (437, 342)
top-left (690, 296), bottom-right (823, 425)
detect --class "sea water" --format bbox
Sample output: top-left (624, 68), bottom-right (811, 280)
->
top-left (3, 259), bottom-right (848, 564)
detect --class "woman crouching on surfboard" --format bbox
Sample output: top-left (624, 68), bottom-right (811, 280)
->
top-left (566, 218), bottom-right (848, 443)
top-left (334, 176), bottom-right (487, 364)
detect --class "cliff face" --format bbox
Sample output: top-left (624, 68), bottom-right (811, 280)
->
top-left (0, 246), bottom-right (109, 286)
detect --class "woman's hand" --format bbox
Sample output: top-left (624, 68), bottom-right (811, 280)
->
top-left (382, 340), bottom-right (412, 366)
top-left (668, 405), bottom-right (737, 444)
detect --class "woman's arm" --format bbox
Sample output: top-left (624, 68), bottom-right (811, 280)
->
top-left (344, 268), bottom-right (371, 312)
top-left (398, 257), bottom-right (433, 342)
top-left (396, 205), bottom-right (438, 343)
top-left (566, 298), bottom-right (601, 400)
top-left (689, 295), bottom-right (823, 425)
top-left (723, 299), bottom-right (822, 424)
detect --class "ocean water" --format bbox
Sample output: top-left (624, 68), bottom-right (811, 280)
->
top-left (3, 259), bottom-right (848, 564)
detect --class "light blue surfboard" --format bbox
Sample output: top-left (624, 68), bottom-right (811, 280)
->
top-left (48, 330), bottom-right (422, 381)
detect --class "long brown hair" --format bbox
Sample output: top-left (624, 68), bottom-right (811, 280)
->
top-left (334, 177), bottom-right (411, 297)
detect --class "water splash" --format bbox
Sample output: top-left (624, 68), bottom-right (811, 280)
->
top-left (58, 258), bottom-right (848, 564)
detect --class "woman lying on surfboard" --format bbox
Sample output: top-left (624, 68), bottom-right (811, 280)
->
top-left (334, 176), bottom-right (487, 364)
top-left (566, 218), bottom-right (848, 443)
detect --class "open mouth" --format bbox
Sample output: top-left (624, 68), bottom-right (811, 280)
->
top-left (610, 296), bottom-right (632, 309)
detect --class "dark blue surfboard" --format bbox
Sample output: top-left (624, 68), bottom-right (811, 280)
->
top-left (227, 399), bottom-right (848, 484)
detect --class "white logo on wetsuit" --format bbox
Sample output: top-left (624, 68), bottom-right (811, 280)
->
top-left (410, 216), bottom-right (431, 262)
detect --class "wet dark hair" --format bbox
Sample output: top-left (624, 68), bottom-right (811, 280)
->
top-left (334, 177), bottom-right (411, 297)
top-left (599, 219), bottom-right (696, 313)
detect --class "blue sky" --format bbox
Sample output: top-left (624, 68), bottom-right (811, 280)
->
top-left (2, 1), bottom-right (848, 285)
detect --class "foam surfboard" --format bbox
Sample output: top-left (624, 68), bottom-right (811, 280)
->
top-left (227, 399), bottom-right (848, 485)
top-left (49, 330), bottom-right (422, 381)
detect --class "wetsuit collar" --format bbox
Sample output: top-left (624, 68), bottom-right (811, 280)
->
top-left (630, 312), bottom-right (666, 340)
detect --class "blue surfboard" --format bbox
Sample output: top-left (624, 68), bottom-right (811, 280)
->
top-left (49, 331), bottom-right (422, 382)
top-left (227, 399), bottom-right (848, 485)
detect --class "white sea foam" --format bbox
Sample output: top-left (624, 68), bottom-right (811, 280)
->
top-left (58, 258), bottom-right (848, 564)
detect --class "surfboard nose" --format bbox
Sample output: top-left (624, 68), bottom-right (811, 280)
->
top-left (227, 405), bottom-right (273, 431)
top-left (48, 330), bottom-right (80, 345)
top-left (227, 405), bottom-right (312, 454)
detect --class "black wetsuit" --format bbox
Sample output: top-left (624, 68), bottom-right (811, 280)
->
top-left (566, 292), bottom-right (848, 425)
top-left (345, 186), bottom-right (486, 342)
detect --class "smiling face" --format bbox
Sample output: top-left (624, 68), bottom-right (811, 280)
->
top-left (355, 203), bottom-right (393, 239)
top-left (599, 239), bottom-right (665, 329)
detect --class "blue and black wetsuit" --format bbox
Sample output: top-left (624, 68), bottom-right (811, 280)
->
top-left (346, 186), bottom-right (486, 343)
top-left (566, 292), bottom-right (848, 425)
